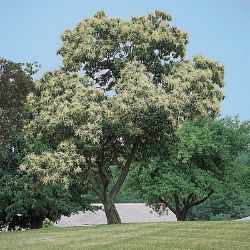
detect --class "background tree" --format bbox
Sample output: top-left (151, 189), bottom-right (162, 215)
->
top-left (0, 58), bottom-right (92, 230)
top-left (132, 117), bottom-right (250, 221)
top-left (187, 151), bottom-right (250, 221)
top-left (22, 11), bottom-right (224, 224)
top-left (0, 57), bottom-right (34, 230)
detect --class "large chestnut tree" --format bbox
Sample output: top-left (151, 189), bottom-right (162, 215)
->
top-left (22, 11), bottom-right (224, 224)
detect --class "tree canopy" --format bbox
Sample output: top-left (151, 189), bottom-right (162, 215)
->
top-left (0, 58), bottom-right (91, 230)
top-left (21, 10), bottom-right (225, 224)
top-left (58, 10), bottom-right (187, 89)
top-left (187, 151), bottom-right (250, 221)
top-left (132, 117), bottom-right (250, 221)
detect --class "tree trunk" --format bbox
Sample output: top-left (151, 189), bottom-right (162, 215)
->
top-left (88, 139), bottom-right (140, 225)
top-left (103, 198), bottom-right (121, 224)
top-left (30, 216), bottom-right (44, 229)
top-left (175, 208), bottom-right (188, 221)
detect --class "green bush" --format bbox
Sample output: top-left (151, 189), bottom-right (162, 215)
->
top-left (210, 213), bottom-right (232, 221)
top-left (42, 218), bottom-right (54, 228)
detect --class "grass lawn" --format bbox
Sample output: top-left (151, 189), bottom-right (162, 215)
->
top-left (0, 221), bottom-right (249, 250)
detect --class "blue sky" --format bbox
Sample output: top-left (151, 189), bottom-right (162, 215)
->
top-left (1, 0), bottom-right (250, 120)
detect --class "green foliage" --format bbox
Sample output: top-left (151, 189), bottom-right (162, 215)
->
top-left (210, 213), bottom-right (232, 221)
top-left (21, 10), bottom-right (225, 224)
top-left (0, 58), bottom-right (92, 230)
top-left (42, 218), bottom-right (54, 228)
top-left (0, 58), bottom-right (34, 114)
top-left (0, 58), bottom-right (33, 230)
top-left (132, 117), bottom-right (250, 220)
top-left (187, 190), bottom-right (250, 221)
top-left (187, 152), bottom-right (250, 221)
top-left (58, 10), bottom-right (188, 89)
top-left (112, 169), bottom-right (143, 203)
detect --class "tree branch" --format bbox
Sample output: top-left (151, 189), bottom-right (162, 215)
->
top-left (88, 168), bottom-right (104, 202)
top-left (183, 193), bottom-right (195, 208)
top-left (159, 196), bottom-right (176, 214)
top-left (110, 138), bottom-right (140, 199)
top-left (112, 143), bottom-right (123, 169)
top-left (189, 190), bottom-right (214, 208)
top-left (97, 151), bottom-right (109, 188)
top-left (173, 192), bottom-right (182, 212)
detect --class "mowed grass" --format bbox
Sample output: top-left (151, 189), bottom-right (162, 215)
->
top-left (0, 221), bottom-right (249, 250)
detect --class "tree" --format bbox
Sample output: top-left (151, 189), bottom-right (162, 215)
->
top-left (0, 58), bottom-right (34, 230)
top-left (21, 11), bottom-right (224, 224)
top-left (0, 58), bottom-right (35, 113)
top-left (0, 58), bottom-right (92, 230)
top-left (0, 172), bottom-right (92, 230)
top-left (187, 151), bottom-right (250, 221)
top-left (133, 117), bottom-right (250, 221)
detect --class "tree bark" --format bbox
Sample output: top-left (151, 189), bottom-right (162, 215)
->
top-left (30, 216), bottom-right (44, 229)
top-left (88, 139), bottom-right (140, 225)
top-left (110, 139), bottom-right (140, 199)
top-left (175, 207), bottom-right (188, 221)
top-left (103, 197), bottom-right (121, 224)
top-left (89, 170), bottom-right (122, 224)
